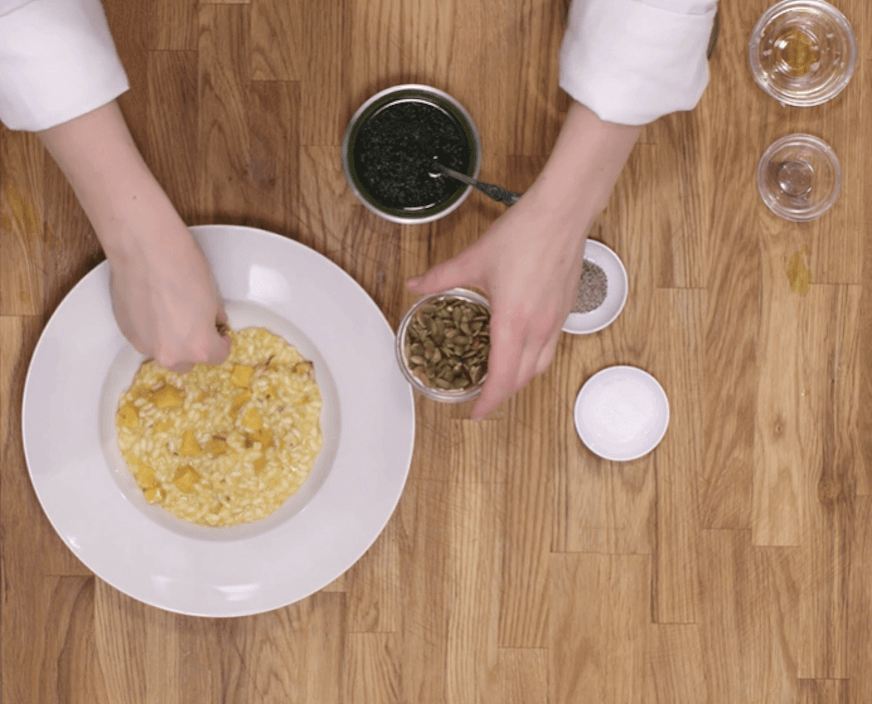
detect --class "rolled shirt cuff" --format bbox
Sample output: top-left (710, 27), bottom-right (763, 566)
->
top-left (560, 0), bottom-right (717, 126)
top-left (0, 0), bottom-right (129, 131)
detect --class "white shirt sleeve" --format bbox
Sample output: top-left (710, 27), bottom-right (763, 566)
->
top-left (0, 0), bottom-right (129, 131)
top-left (560, 0), bottom-right (718, 126)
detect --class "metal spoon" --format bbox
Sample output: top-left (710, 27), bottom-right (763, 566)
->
top-left (429, 158), bottom-right (522, 206)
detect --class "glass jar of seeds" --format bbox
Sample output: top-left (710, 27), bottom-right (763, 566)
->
top-left (395, 288), bottom-right (490, 403)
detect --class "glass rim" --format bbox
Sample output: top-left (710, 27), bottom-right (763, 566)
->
top-left (756, 133), bottom-right (842, 221)
top-left (394, 288), bottom-right (490, 403)
top-left (748, 0), bottom-right (856, 107)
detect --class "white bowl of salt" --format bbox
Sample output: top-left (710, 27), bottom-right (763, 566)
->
top-left (574, 366), bottom-right (669, 461)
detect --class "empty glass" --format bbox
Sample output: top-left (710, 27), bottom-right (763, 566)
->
top-left (749, 0), bottom-right (856, 107)
top-left (757, 134), bottom-right (841, 221)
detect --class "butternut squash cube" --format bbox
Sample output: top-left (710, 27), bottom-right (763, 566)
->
top-left (137, 464), bottom-right (157, 488)
top-left (253, 456), bottom-right (268, 472)
top-left (230, 364), bottom-right (254, 388)
top-left (151, 384), bottom-right (185, 409)
top-left (118, 402), bottom-right (139, 428)
top-left (143, 486), bottom-right (166, 504)
top-left (231, 389), bottom-right (252, 416)
top-left (173, 465), bottom-right (200, 493)
top-left (241, 407), bottom-right (262, 431)
top-left (206, 437), bottom-right (229, 455)
top-left (248, 429), bottom-right (273, 448)
top-left (180, 430), bottom-right (202, 457)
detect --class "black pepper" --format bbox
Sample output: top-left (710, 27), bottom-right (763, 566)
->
top-left (572, 260), bottom-right (608, 313)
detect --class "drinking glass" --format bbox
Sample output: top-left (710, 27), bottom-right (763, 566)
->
top-left (757, 134), bottom-right (841, 221)
top-left (749, 0), bottom-right (856, 107)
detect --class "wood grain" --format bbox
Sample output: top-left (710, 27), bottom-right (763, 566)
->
top-left (2, 0), bottom-right (872, 701)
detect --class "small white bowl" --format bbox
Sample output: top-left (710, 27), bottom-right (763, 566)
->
top-left (562, 240), bottom-right (628, 335)
top-left (574, 366), bottom-right (669, 461)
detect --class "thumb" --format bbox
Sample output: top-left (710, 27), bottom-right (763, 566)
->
top-left (203, 329), bottom-right (232, 366)
top-left (407, 256), bottom-right (478, 296)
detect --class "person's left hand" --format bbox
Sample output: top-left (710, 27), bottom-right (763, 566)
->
top-left (407, 188), bottom-right (593, 420)
top-left (104, 205), bottom-right (231, 373)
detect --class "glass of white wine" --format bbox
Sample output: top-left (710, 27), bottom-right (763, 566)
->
top-left (749, 0), bottom-right (856, 107)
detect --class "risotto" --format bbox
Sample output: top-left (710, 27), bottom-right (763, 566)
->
top-left (115, 327), bottom-right (323, 527)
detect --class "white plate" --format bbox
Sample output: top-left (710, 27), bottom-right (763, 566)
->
top-left (562, 240), bottom-right (628, 335)
top-left (22, 225), bottom-right (416, 617)
top-left (574, 366), bottom-right (669, 461)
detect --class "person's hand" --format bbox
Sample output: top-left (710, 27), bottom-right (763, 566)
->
top-left (38, 101), bottom-right (230, 372)
top-left (407, 102), bottom-right (640, 419)
top-left (407, 190), bottom-right (590, 419)
top-left (105, 206), bottom-right (230, 372)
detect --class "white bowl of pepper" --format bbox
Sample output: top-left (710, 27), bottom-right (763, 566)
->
top-left (562, 240), bottom-right (628, 335)
top-left (396, 288), bottom-right (490, 403)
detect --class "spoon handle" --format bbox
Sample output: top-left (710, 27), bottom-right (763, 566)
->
top-left (435, 162), bottom-right (522, 206)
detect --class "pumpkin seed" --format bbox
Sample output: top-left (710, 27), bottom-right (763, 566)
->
top-left (404, 295), bottom-right (491, 392)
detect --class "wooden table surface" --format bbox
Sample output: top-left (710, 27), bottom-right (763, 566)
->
top-left (2, 0), bottom-right (871, 701)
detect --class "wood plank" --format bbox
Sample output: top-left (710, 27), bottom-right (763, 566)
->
top-left (298, 0), bottom-right (347, 146)
top-left (0, 131), bottom-right (44, 315)
top-left (504, 0), bottom-right (567, 158)
top-left (444, 479), bottom-right (503, 704)
top-left (798, 679), bottom-right (849, 704)
top-left (498, 387), bottom-right (553, 648)
top-left (697, 0), bottom-right (764, 532)
top-left (250, 0), bottom-right (303, 82)
top-left (344, 633), bottom-right (400, 704)
top-left (848, 497), bottom-right (872, 704)
top-left (42, 151), bottom-right (104, 315)
top-left (753, 231), bottom-right (811, 547)
top-left (346, 515), bottom-right (400, 633)
top-left (550, 553), bottom-right (650, 704)
top-left (244, 79), bottom-right (300, 234)
top-left (698, 531), bottom-right (800, 702)
top-left (793, 284), bottom-right (859, 678)
top-left (103, 0), bottom-right (152, 149)
top-left (94, 583), bottom-right (181, 704)
top-left (146, 50), bottom-right (200, 223)
top-left (152, 0), bottom-right (197, 50)
top-left (176, 592), bottom-right (345, 703)
top-left (297, 145), bottom-right (405, 321)
top-left (650, 289), bottom-right (703, 624)
top-left (647, 625), bottom-right (707, 704)
top-left (197, 4), bottom-right (251, 222)
top-left (647, 111), bottom-right (711, 289)
top-left (3, 577), bottom-right (110, 704)
top-left (395, 477), bottom-right (450, 704)
top-left (496, 648), bottom-right (548, 704)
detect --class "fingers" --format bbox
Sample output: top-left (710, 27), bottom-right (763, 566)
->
top-left (535, 329), bottom-right (561, 376)
top-left (203, 328), bottom-right (232, 365)
top-left (407, 254), bottom-right (479, 296)
top-left (470, 315), bottom-right (562, 421)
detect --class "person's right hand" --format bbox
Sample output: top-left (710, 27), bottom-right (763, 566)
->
top-left (408, 186), bottom-right (590, 420)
